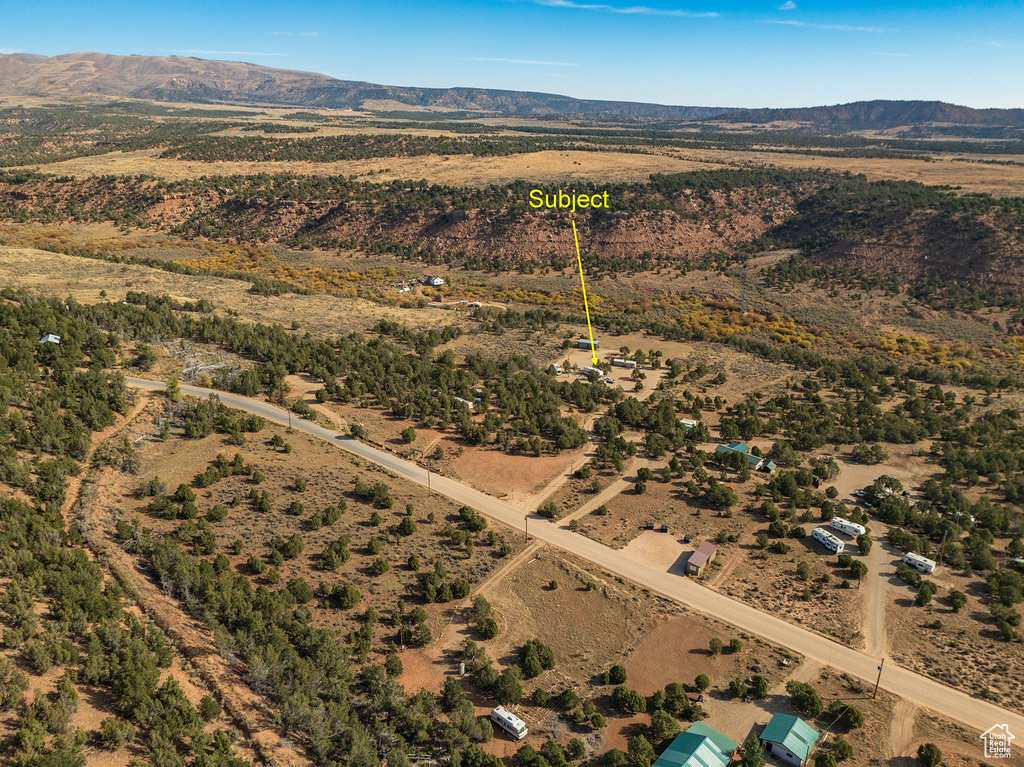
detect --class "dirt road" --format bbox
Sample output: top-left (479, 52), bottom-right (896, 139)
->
top-left (123, 377), bottom-right (1024, 737)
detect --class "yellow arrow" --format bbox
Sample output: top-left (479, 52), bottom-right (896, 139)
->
top-left (572, 219), bottom-right (598, 365)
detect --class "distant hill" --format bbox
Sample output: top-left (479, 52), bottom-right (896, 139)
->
top-left (719, 100), bottom-right (1024, 129)
top-left (1, 53), bottom-right (1021, 130)
top-left (0, 52), bottom-right (733, 121)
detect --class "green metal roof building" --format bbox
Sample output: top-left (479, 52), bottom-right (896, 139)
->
top-left (651, 722), bottom-right (738, 767)
top-left (759, 714), bottom-right (820, 766)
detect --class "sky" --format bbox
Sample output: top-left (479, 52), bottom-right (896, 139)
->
top-left (3, 0), bottom-right (1022, 108)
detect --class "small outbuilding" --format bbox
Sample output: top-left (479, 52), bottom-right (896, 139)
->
top-left (577, 338), bottom-right (600, 351)
top-left (760, 714), bottom-right (819, 766)
top-left (651, 722), bottom-right (737, 767)
top-left (39, 334), bottom-right (61, 345)
top-left (686, 541), bottom-right (718, 576)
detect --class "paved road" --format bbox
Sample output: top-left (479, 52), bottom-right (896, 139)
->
top-left (125, 377), bottom-right (1024, 736)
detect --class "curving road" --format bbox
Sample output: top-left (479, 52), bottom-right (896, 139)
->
top-left (125, 377), bottom-right (1024, 737)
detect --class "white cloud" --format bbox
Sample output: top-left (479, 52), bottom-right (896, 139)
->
top-left (468, 57), bottom-right (578, 66)
top-left (0, 47), bottom-right (22, 54)
top-left (871, 51), bottom-right (910, 57)
top-left (530, 0), bottom-right (718, 18)
top-left (165, 49), bottom-right (289, 57)
top-left (778, 1), bottom-right (797, 10)
top-left (764, 19), bottom-right (885, 32)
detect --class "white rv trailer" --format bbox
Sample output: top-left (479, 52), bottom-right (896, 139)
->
top-left (582, 366), bottom-right (601, 377)
top-left (812, 526), bottom-right (845, 554)
top-left (902, 552), bottom-right (936, 575)
top-left (490, 706), bottom-right (528, 740)
top-left (830, 517), bottom-right (866, 537)
top-left (611, 358), bottom-right (637, 368)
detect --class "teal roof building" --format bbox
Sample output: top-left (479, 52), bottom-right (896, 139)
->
top-left (651, 722), bottom-right (738, 767)
top-left (759, 714), bottom-right (819, 766)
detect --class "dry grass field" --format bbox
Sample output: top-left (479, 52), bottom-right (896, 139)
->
top-left (24, 136), bottom-right (1024, 197)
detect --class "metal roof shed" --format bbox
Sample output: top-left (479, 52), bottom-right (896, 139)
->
top-left (760, 714), bottom-right (819, 766)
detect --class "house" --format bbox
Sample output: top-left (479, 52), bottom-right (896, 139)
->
top-left (760, 714), bottom-right (819, 766)
top-left (764, 460), bottom-right (779, 473)
top-left (980, 723), bottom-right (1015, 759)
top-left (651, 722), bottom-right (737, 767)
top-left (714, 444), bottom-right (763, 470)
top-left (686, 541), bottom-right (717, 576)
top-left (39, 334), bottom-right (61, 345)
top-left (426, 276), bottom-right (445, 287)
top-left (578, 338), bottom-right (600, 350)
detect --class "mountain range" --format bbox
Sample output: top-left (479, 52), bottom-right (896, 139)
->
top-left (2, 52), bottom-right (1023, 129)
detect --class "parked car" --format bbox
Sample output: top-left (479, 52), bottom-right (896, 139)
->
top-left (854, 489), bottom-right (866, 497)
top-left (683, 534), bottom-right (693, 543)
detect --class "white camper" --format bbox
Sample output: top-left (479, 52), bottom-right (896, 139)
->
top-left (902, 552), bottom-right (936, 575)
top-left (830, 517), bottom-right (866, 537)
top-left (812, 526), bottom-right (845, 554)
top-left (490, 706), bottom-right (528, 740)
top-left (611, 358), bottom-right (637, 369)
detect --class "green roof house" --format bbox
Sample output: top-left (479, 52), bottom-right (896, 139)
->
top-left (760, 714), bottom-right (820, 766)
top-left (651, 722), bottom-right (738, 767)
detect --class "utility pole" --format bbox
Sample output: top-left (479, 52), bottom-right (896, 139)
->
top-left (937, 530), bottom-right (948, 566)
top-left (427, 468), bottom-right (431, 496)
top-left (873, 657), bottom-right (885, 700)
top-left (525, 514), bottom-right (529, 542)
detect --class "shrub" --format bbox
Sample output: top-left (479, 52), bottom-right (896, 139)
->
top-left (728, 678), bottom-right (748, 701)
top-left (369, 558), bottom-right (390, 576)
top-left (917, 743), bottom-right (941, 767)
top-left (608, 664), bottom-right (627, 684)
top-left (612, 685), bottom-right (646, 714)
top-left (694, 674), bottom-right (710, 692)
top-left (198, 695), bottom-right (222, 722)
top-left (786, 680), bottom-right (823, 717)
top-left (287, 578), bottom-right (315, 604)
top-left (709, 638), bottom-right (723, 657)
top-left (99, 717), bottom-right (136, 749)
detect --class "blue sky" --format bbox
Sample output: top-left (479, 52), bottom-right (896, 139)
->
top-left (3, 0), bottom-right (1022, 108)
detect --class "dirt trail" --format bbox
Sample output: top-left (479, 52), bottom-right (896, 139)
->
top-left (861, 537), bottom-right (896, 657)
top-left (889, 699), bottom-right (919, 760)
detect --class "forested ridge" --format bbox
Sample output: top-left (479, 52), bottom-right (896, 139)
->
top-left (4, 166), bottom-right (1022, 306)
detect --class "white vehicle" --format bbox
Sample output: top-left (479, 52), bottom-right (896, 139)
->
top-left (830, 517), bottom-right (866, 537)
top-left (854, 489), bottom-right (866, 497)
top-left (490, 706), bottom-right (528, 740)
top-left (902, 552), bottom-right (936, 575)
top-left (812, 526), bottom-right (845, 554)
top-left (552, 364), bottom-right (563, 375)
top-left (582, 366), bottom-right (601, 377)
